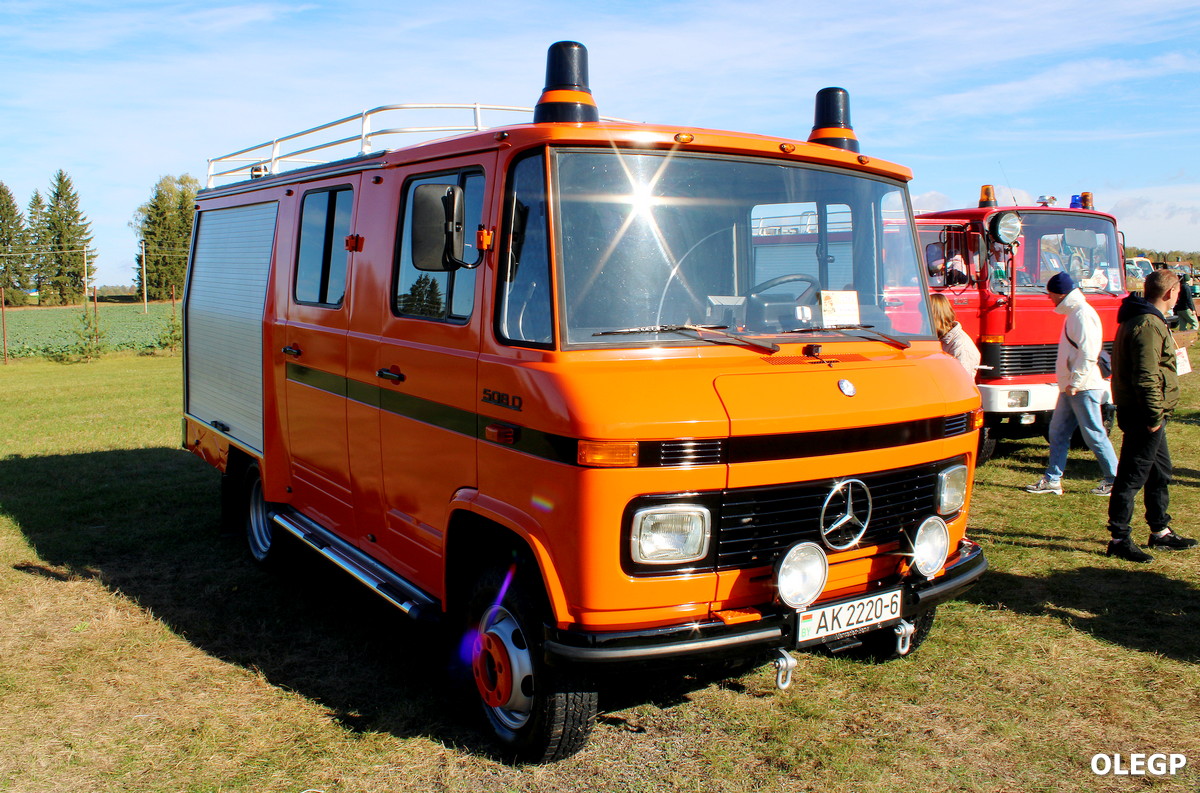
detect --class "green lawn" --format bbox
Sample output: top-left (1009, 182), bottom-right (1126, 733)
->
top-left (0, 353), bottom-right (1198, 792)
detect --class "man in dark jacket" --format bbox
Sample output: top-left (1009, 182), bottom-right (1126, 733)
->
top-left (1105, 268), bottom-right (1196, 562)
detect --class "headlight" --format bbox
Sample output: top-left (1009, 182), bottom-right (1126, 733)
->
top-left (912, 516), bottom-right (951, 578)
top-left (991, 211), bottom-right (1022, 244)
top-left (775, 542), bottom-right (828, 609)
top-left (630, 505), bottom-right (710, 564)
top-left (1006, 390), bottom-right (1030, 408)
top-left (938, 464), bottom-right (969, 515)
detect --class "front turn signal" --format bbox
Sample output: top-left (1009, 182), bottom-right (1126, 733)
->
top-left (577, 440), bottom-right (639, 467)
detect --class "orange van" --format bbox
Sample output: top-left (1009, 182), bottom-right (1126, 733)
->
top-left (183, 41), bottom-right (986, 762)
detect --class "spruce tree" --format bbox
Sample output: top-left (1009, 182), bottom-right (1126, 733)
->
top-left (44, 170), bottom-right (96, 306)
top-left (398, 273), bottom-right (445, 316)
top-left (26, 191), bottom-right (50, 304)
top-left (0, 182), bottom-right (30, 306)
top-left (131, 174), bottom-right (198, 300)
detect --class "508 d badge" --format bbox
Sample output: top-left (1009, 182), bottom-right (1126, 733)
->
top-left (482, 389), bottom-right (523, 411)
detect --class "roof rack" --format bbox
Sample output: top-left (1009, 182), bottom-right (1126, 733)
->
top-left (205, 103), bottom-right (633, 187)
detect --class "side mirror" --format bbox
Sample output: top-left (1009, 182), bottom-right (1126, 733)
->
top-left (412, 184), bottom-right (484, 271)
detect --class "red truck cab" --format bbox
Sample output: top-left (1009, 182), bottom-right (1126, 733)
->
top-left (917, 188), bottom-right (1125, 458)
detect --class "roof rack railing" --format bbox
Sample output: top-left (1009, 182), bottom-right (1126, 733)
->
top-left (205, 102), bottom-right (633, 187)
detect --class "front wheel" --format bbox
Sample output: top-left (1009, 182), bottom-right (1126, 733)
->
top-left (466, 565), bottom-right (597, 763)
top-left (977, 426), bottom-right (997, 464)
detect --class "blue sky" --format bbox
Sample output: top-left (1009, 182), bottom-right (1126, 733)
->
top-left (3, 0), bottom-right (1199, 286)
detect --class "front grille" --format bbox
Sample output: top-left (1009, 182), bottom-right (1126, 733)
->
top-left (716, 459), bottom-right (950, 570)
top-left (641, 415), bottom-right (975, 467)
top-left (944, 412), bottom-right (970, 436)
top-left (657, 439), bottom-right (724, 467)
top-left (992, 343), bottom-right (1056, 377)
top-left (986, 341), bottom-right (1114, 378)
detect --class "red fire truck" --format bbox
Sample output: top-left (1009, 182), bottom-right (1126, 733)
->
top-left (183, 41), bottom-right (986, 761)
top-left (917, 189), bottom-right (1126, 459)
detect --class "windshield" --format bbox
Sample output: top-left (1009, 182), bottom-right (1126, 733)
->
top-left (990, 212), bottom-right (1122, 295)
top-left (506, 148), bottom-right (932, 348)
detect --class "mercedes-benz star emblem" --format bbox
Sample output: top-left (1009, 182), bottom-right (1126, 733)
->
top-left (838, 379), bottom-right (856, 396)
top-left (819, 479), bottom-right (872, 550)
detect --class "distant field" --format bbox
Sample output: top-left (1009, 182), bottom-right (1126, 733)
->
top-left (1, 302), bottom-right (178, 357)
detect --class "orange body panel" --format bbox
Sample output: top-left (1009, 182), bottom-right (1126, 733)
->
top-left (184, 115), bottom-right (980, 645)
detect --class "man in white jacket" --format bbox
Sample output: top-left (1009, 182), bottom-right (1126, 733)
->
top-left (1025, 271), bottom-right (1119, 495)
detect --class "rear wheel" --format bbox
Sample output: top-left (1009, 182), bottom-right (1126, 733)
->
top-left (466, 565), bottom-right (597, 763)
top-left (243, 463), bottom-right (279, 565)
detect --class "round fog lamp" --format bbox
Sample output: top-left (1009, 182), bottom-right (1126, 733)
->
top-left (991, 211), bottom-right (1023, 245)
top-left (912, 516), bottom-right (951, 577)
top-left (775, 542), bottom-right (828, 609)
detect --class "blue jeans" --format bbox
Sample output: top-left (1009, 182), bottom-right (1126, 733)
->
top-left (1044, 390), bottom-right (1118, 482)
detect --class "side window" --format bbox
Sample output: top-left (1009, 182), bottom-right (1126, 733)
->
top-left (295, 187), bottom-right (352, 307)
top-left (498, 154), bottom-right (553, 346)
top-left (395, 169), bottom-right (483, 321)
top-left (919, 228), bottom-right (971, 288)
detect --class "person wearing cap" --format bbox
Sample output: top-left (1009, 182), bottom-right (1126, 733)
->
top-left (1104, 268), bottom-right (1196, 562)
top-left (1025, 271), bottom-right (1119, 496)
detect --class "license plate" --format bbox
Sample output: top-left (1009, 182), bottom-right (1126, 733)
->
top-left (794, 589), bottom-right (902, 645)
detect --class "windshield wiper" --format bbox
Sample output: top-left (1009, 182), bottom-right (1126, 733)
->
top-left (594, 324), bottom-right (780, 354)
top-left (782, 324), bottom-right (911, 349)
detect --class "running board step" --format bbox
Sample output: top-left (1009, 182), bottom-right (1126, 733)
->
top-left (271, 510), bottom-right (438, 622)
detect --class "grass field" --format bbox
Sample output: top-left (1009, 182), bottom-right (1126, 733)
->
top-left (1, 353), bottom-right (1199, 792)
top-left (1, 302), bottom-right (179, 358)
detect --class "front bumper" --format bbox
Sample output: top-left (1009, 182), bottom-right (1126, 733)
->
top-left (543, 540), bottom-right (987, 664)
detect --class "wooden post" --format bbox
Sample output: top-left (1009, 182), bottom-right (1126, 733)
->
top-left (141, 239), bottom-right (148, 313)
top-left (93, 286), bottom-right (99, 344)
top-left (2, 287), bottom-right (7, 365)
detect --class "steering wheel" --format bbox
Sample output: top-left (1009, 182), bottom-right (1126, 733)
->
top-left (749, 273), bottom-right (820, 301)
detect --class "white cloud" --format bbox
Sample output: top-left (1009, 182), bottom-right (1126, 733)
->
top-left (1104, 185), bottom-right (1200, 250)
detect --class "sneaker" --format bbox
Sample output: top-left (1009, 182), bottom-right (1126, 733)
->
top-left (1106, 538), bottom-right (1153, 563)
top-left (1089, 481), bottom-right (1114, 497)
top-left (1147, 530), bottom-right (1198, 550)
top-left (1024, 477), bottom-right (1063, 495)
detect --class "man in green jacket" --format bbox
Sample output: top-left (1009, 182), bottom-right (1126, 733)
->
top-left (1106, 267), bottom-right (1196, 562)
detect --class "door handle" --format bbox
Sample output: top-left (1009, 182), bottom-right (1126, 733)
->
top-left (282, 346), bottom-right (302, 357)
top-left (376, 368), bottom-right (406, 383)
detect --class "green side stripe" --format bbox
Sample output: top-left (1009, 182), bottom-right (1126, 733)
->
top-left (286, 363), bottom-right (576, 462)
top-left (286, 362), bottom-right (347, 396)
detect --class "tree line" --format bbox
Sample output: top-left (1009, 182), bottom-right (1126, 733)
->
top-left (1125, 246), bottom-right (1199, 265)
top-left (2, 172), bottom-right (1196, 310)
top-left (0, 173), bottom-right (197, 307)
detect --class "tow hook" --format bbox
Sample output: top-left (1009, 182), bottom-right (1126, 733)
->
top-left (772, 649), bottom-right (797, 689)
top-left (894, 618), bottom-right (916, 656)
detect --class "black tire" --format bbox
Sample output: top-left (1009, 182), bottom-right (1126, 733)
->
top-left (243, 463), bottom-right (280, 565)
top-left (835, 607), bottom-right (937, 662)
top-left (1101, 403), bottom-right (1116, 435)
top-left (977, 426), bottom-right (997, 464)
top-left (465, 564), bottom-right (597, 763)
